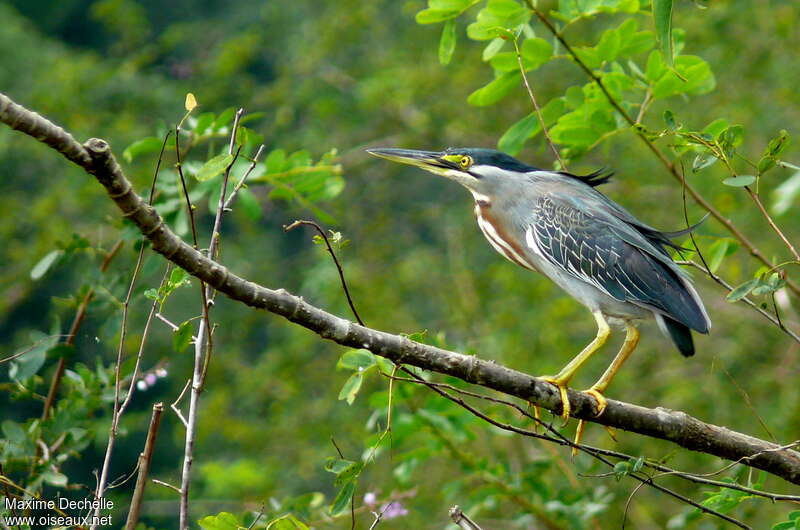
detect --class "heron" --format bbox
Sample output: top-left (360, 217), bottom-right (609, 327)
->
top-left (367, 147), bottom-right (710, 437)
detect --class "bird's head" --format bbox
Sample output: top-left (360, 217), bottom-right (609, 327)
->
top-left (367, 147), bottom-right (539, 202)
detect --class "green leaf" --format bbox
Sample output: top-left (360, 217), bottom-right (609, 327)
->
top-left (482, 38), bottom-right (505, 60)
top-left (467, 71), bottom-right (521, 106)
top-left (42, 470), bottom-right (68, 487)
top-left (653, 0), bottom-right (674, 66)
top-left (498, 98), bottom-right (566, 155)
top-left (2, 420), bottom-right (27, 444)
top-left (337, 350), bottom-right (376, 371)
top-left (266, 514), bottom-right (309, 530)
top-left (727, 278), bottom-right (760, 302)
top-left (173, 320), bottom-right (194, 353)
top-left (198, 512), bottom-right (244, 530)
top-left (439, 19), bottom-right (457, 65)
top-left (652, 55), bottom-right (715, 99)
top-left (329, 460), bottom-right (363, 487)
top-left (195, 154), bottom-right (234, 182)
top-left (416, 8), bottom-right (460, 24)
top-left (30, 249), bottom-right (64, 280)
top-left (123, 137), bottom-right (164, 163)
top-left (329, 481), bottom-right (356, 517)
top-left (706, 238), bottom-right (738, 273)
top-left (758, 130), bottom-right (790, 174)
top-left (722, 175), bottom-right (756, 187)
top-left (692, 152), bottom-right (717, 172)
top-left (520, 38), bottom-right (553, 69)
top-left (9, 335), bottom-right (53, 381)
top-left (338, 372), bottom-right (364, 405)
top-left (466, 0), bottom-right (530, 41)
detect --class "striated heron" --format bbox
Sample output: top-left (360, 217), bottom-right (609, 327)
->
top-left (367, 147), bottom-right (711, 433)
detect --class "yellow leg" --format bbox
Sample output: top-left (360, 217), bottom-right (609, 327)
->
top-left (541, 311), bottom-right (611, 423)
top-left (574, 323), bottom-right (640, 447)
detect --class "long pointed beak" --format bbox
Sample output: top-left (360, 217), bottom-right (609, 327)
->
top-left (366, 148), bottom-right (449, 171)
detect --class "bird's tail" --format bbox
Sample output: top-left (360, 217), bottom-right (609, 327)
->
top-left (655, 314), bottom-right (695, 357)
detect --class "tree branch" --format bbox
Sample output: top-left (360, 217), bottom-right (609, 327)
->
top-left (2, 92), bottom-right (800, 486)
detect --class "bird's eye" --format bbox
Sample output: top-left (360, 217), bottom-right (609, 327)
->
top-left (460, 156), bottom-right (473, 169)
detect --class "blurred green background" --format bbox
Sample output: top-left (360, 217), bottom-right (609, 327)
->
top-left (1, 0), bottom-right (799, 528)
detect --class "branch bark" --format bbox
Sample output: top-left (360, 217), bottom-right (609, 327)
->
top-left (2, 92), bottom-right (800, 486)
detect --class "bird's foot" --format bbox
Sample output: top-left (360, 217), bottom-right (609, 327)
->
top-left (582, 387), bottom-right (608, 417)
top-left (572, 389), bottom-right (609, 454)
top-left (540, 376), bottom-right (571, 425)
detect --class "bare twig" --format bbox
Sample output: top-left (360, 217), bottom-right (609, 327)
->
top-left (92, 268), bottom-right (166, 528)
top-left (125, 402), bottom-right (164, 530)
top-left (284, 220), bottom-right (364, 326)
top-left (223, 144), bottom-right (265, 211)
top-left (745, 186), bottom-right (800, 261)
top-left (449, 506), bottom-right (483, 530)
top-left (171, 379), bottom-right (191, 428)
top-left (152, 479), bottom-right (182, 494)
top-left (179, 108), bottom-right (243, 530)
top-left (512, 37), bottom-right (564, 169)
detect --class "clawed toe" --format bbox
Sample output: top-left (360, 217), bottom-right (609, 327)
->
top-left (583, 387), bottom-right (608, 417)
top-left (541, 376), bottom-right (571, 424)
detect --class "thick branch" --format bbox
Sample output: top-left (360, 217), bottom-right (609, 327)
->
top-left (2, 92), bottom-right (800, 486)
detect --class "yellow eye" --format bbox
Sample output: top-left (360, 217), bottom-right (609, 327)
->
top-left (460, 155), bottom-right (473, 168)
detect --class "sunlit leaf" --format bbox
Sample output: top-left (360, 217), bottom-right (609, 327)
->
top-left (185, 93), bottom-right (198, 111)
top-left (195, 154), bottom-right (234, 182)
top-left (30, 249), bottom-right (63, 280)
top-left (122, 137), bottom-right (164, 163)
top-left (727, 278), bottom-right (760, 302)
top-left (338, 372), bottom-right (364, 405)
top-left (198, 512), bottom-right (244, 530)
top-left (467, 71), bottom-right (521, 106)
top-left (173, 320), bottom-right (194, 353)
top-left (653, 0), bottom-right (673, 66)
top-left (439, 19), bottom-right (457, 65)
top-left (329, 481), bottom-right (356, 516)
top-left (722, 175), bottom-right (756, 187)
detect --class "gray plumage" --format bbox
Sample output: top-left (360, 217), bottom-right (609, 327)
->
top-left (367, 147), bottom-right (711, 357)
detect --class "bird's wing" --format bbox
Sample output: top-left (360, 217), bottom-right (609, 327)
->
top-left (526, 193), bottom-right (709, 332)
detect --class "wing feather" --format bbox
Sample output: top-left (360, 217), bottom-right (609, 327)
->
top-left (528, 195), bottom-right (709, 332)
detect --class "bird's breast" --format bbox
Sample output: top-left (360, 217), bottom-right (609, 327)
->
top-left (473, 201), bottom-right (540, 273)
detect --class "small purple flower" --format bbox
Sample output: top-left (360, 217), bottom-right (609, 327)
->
top-left (145, 373), bottom-right (158, 386)
top-left (363, 492), bottom-right (377, 507)
top-left (380, 502), bottom-right (408, 519)
top-left (156, 368), bottom-right (168, 378)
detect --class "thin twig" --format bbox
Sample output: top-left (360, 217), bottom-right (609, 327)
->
top-left (512, 37), bottom-right (564, 169)
top-left (745, 186), bottom-right (800, 261)
top-left (223, 145), bottom-right (265, 211)
top-left (449, 506), bottom-right (483, 530)
top-left (92, 267), bottom-right (168, 529)
top-left (152, 479), bottom-right (182, 494)
top-left (284, 220), bottom-right (364, 326)
top-left (125, 402), bottom-right (164, 530)
top-left (171, 379), bottom-right (191, 428)
top-left (179, 108), bottom-right (243, 530)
